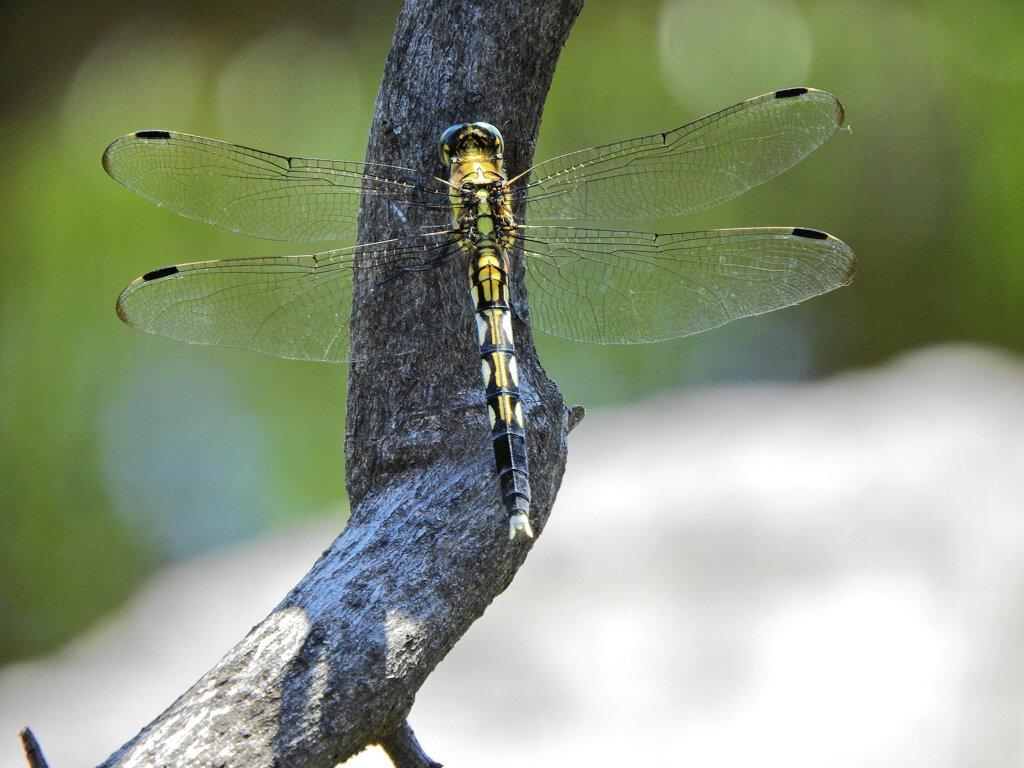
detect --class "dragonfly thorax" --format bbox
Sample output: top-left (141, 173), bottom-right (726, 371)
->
top-left (453, 180), bottom-right (516, 249)
top-left (439, 124), bottom-right (515, 247)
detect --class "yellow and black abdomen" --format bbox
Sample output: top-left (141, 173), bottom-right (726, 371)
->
top-left (469, 241), bottom-right (532, 538)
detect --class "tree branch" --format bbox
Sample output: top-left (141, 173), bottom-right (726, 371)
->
top-left (379, 721), bottom-right (443, 768)
top-left (20, 728), bottom-right (50, 768)
top-left (74, 1), bottom-right (583, 767)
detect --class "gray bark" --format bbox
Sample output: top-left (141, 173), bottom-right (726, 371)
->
top-left (91, 0), bottom-right (582, 766)
top-left (20, 728), bottom-right (50, 768)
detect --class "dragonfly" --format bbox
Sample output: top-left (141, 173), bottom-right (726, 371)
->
top-left (103, 87), bottom-right (856, 540)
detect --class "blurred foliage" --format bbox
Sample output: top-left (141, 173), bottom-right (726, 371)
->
top-left (1, 0), bottom-right (1023, 663)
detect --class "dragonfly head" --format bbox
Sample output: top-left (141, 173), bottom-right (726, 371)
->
top-left (438, 122), bottom-right (504, 168)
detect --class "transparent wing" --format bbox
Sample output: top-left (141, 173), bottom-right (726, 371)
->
top-left (102, 131), bottom-right (449, 242)
top-left (519, 225), bottom-right (856, 344)
top-left (518, 88), bottom-right (845, 222)
top-left (115, 232), bottom-right (457, 362)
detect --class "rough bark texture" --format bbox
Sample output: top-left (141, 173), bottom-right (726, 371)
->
top-left (91, 1), bottom-right (582, 767)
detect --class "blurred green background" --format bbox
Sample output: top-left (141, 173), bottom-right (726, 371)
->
top-left (1, 0), bottom-right (1022, 664)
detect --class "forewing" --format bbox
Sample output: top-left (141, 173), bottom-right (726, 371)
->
top-left (519, 88), bottom-right (845, 222)
top-left (519, 225), bottom-right (856, 344)
top-left (102, 131), bottom-right (448, 241)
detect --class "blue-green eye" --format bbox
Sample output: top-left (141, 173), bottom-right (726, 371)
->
top-left (437, 123), bottom-right (467, 165)
top-left (438, 122), bottom-right (505, 165)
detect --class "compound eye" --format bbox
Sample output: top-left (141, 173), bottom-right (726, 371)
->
top-left (438, 122), bottom-right (506, 165)
top-left (472, 122), bottom-right (504, 156)
top-left (438, 124), bottom-right (466, 165)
